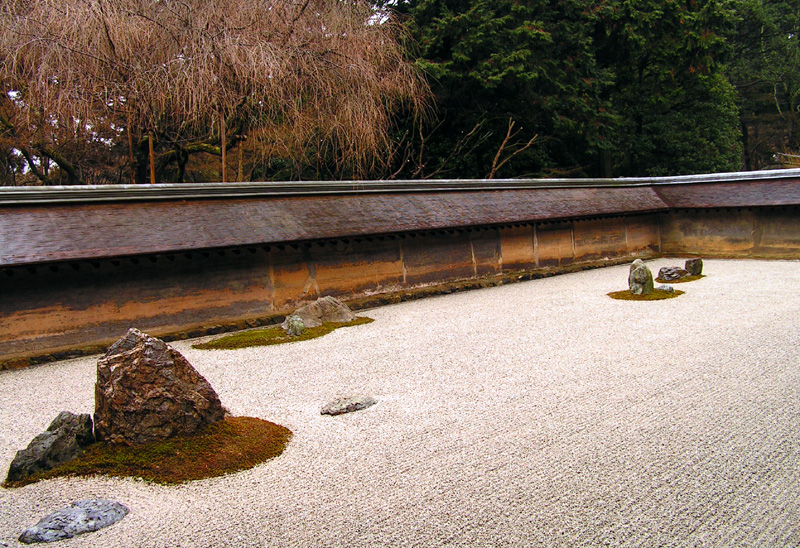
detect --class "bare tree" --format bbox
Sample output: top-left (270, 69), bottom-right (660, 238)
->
top-left (0, 0), bottom-right (428, 184)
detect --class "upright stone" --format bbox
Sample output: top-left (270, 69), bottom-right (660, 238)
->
top-left (281, 296), bottom-right (356, 330)
top-left (629, 263), bottom-right (654, 295)
top-left (6, 412), bottom-right (94, 484)
top-left (94, 328), bottom-right (226, 446)
top-left (685, 258), bottom-right (704, 276)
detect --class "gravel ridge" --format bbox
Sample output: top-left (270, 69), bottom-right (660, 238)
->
top-left (1, 258), bottom-right (798, 547)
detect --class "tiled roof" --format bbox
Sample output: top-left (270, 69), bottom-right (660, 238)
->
top-left (2, 170), bottom-right (799, 267)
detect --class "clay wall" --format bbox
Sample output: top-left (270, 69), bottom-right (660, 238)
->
top-left (0, 214), bottom-right (660, 367)
top-left (2, 168), bottom-right (800, 369)
top-left (660, 206), bottom-right (800, 258)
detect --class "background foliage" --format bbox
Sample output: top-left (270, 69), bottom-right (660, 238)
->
top-left (1, 0), bottom-right (798, 184)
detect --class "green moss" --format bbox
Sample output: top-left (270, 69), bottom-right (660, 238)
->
top-left (655, 274), bottom-right (705, 284)
top-left (3, 416), bottom-right (292, 488)
top-left (607, 289), bottom-right (685, 301)
top-left (192, 316), bottom-right (374, 350)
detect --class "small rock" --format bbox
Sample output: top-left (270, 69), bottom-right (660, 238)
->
top-left (628, 263), bottom-right (654, 295)
top-left (658, 266), bottom-right (689, 281)
top-left (656, 285), bottom-right (675, 293)
top-left (321, 396), bottom-right (377, 416)
top-left (19, 500), bottom-right (128, 544)
top-left (6, 412), bottom-right (94, 484)
top-left (284, 314), bottom-right (306, 336)
top-left (685, 258), bottom-right (703, 276)
top-left (281, 296), bottom-right (355, 330)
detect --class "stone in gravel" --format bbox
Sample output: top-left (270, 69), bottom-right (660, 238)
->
top-left (18, 499), bottom-right (128, 544)
top-left (284, 314), bottom-right (306, 336)
top-left (94, 328), bottom-right (226, 446)
top-left (629, 263), bottom-right (654, 295)
top-left (281, 296), bottom-right (355, 330)
top-left (6, 411), bottom-right (94, 484)
top-left (629, 259), bottom-right (645, 274)
top-left (657, 285), bottom-right (675, 293)
top-left (658, 266), bottom-right (690, 281)
top-left (685, 258), bottom-right (703, 276)
top-left (321, 396), bottom-right (377, 416)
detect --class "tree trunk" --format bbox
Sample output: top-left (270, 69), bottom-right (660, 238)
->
top-left (149, 134), bottom-right (156, 184)
top-left (220, 111), bottom-right (227, 183)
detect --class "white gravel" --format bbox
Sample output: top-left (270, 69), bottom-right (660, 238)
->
top-left (1, 258), bottom-right (799, 547)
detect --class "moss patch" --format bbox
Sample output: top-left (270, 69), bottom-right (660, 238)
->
top-left (655, 274), bottom-right (705, 284)
top-left (3, 416), bottom-right (292, 488)
top-left (607, 289), bottom-right (685, 301)
top-left (192, 316), bottom-right (374, 350)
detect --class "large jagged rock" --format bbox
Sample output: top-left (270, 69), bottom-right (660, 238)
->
top-left (6, 412), bottom-right (94, 484)
top-left (685, 258), bottom-right (704, 276)
top-left (280, 296), bottom-right (356, 331)
top-left (94, 328), bottom-right (226, 446)
top-left (628, 263), bottom-right (654, 295)
top-left (19, 500), bottom-right (128, 544)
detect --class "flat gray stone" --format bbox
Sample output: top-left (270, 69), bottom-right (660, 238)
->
top-left (658, 266), bottom-right (689, 281)
top-left (19, 500), bottom-right (128, 544)
top-left (656, 284), bottom-right (675, 293)
top-left (321, 396), bottom-right (377, 416)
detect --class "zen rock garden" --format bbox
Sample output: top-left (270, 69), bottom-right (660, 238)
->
top-left (6, 296), bottom-right (375, 543)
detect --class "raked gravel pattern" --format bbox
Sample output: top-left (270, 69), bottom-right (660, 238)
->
top-left (1, 258), bottom-right (799, 547)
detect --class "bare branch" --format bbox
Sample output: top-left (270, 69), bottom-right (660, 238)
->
top-left (487, 118), bottom-right (538, 179)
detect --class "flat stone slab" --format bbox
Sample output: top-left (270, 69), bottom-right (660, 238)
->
top-left (321, 396), bottom-right (377, 416)
top-left (19, 500), bottom-right (128, 544)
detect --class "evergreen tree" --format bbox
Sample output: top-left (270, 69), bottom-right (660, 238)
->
top-left (727, 0), bottom-right (800, 169)
top-left (595, 0), bottom-right (743, 175)
top-left (393, 0), bottom-right (744, 178)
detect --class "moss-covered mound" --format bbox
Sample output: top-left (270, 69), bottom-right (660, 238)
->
top-left (193, 317), bottom-right (374, 350)
top-left (654, 274), bottom-right (705, 284)
top-left (607, 289), bottom-right (685, 301)
top-left (4, 416), bottom-right (292, 487)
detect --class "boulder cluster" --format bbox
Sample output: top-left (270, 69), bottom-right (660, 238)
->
top-left (6, 328), bottom-right (226, 485)
top-left (628, 258), bottom-right (704, 295)
top-left (280, 295), bottom-right (356, 336)
top-left (8, 298), bottom-right (373, 543)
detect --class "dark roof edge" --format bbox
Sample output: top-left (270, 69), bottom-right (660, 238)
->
top-left (2, 168), bottom-right (799, 206)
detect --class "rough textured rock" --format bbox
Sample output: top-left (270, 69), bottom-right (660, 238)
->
top-left (659, 266), bottom-right (690, 281)
top-left (284, 314), bottom-right (306, 336)
top-left (6, 412), bottom-right (94, 484)
top-left (656, 285), bottom-right (675, 294)
top-left (19, 500), bottom-right (128, 544)
top-left (281, 296), bottom-right (356, 330)
top-left (321, 396), bottom-right (377, 416)
top-left (685, 258), bottom-right (704, 276)
top-left (629, 264), bottom-right (654, 295)
top-left (94, 328), bottom-right (226, 446)
top-left (629, 259), bottom-right (645, 274)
